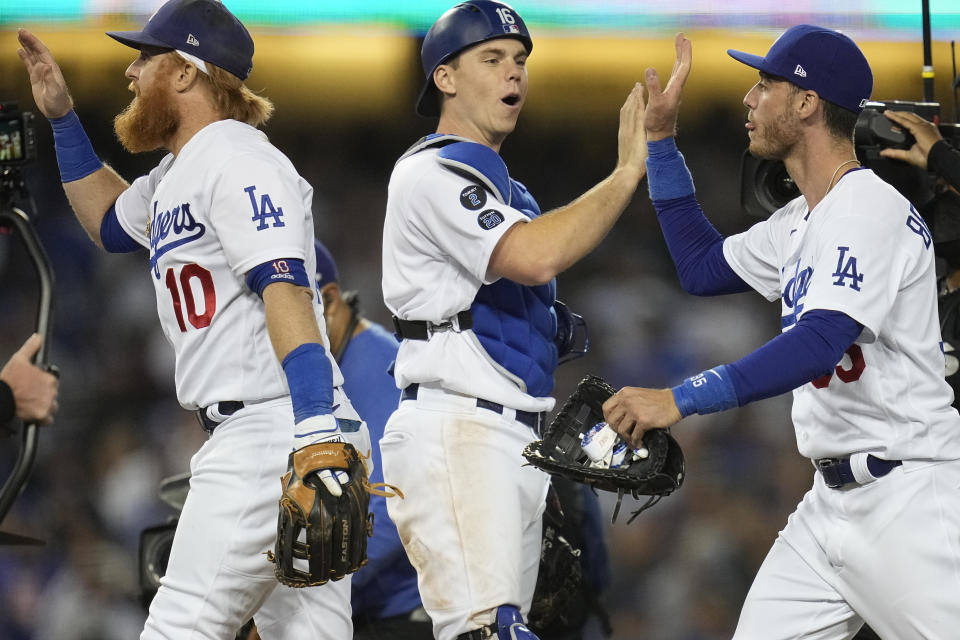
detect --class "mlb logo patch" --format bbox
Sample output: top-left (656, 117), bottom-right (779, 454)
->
top-left (503, 24), bottom-right (521, 35)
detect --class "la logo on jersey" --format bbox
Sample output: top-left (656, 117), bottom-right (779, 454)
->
top-left (245, 185), bottom-right (285, 230)
top-left (149, 201), bottom-right (206, 278)
top-left (831, 246), bottom-right (864, 291)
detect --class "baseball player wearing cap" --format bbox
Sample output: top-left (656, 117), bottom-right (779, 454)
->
top-left (380, 1), bottom-right (647, 639)
top-left (602, 27), bottom-right (960, 638)
top-left (311, 240), bottom-right (430, 639)
top-left (17, 1), bottom-right (370, 638)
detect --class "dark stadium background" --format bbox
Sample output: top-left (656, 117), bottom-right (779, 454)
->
top-left (1, 2), bottom-right (958, 638)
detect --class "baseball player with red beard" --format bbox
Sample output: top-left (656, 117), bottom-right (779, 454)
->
top-left (17, 1), bottom-right (370, 638)
top-left (604, 27), bottom-right (960, 639)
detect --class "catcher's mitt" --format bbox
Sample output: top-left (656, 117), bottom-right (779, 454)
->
top-left (528, 483), bottom-right (588, 635)
top-left (523, 375), bottom-right (685, 523)
top-left (268, 441), bottom-right (373, 587)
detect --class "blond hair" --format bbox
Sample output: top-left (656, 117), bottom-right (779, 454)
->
top-left (201, 64), bottom-right (274, 128)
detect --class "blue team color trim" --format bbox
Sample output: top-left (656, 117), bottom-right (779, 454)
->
top-left (281, 342), bottom-right (334, 423)
top-left (646, 137), bottom-right (695, 201)
top-left (245, 258), bottom-right (310, 298)
top-left (671, 365), bottom-right (738, 417)
top-left (653, 193), bottom-right (749, 296)
top-left (726, 309), bottom-right (862, 405)
top-left (51, 110), bottom-right (103, 183)
top-left (100, 205), bottom-right (141, 253)
top-left (437, 142), bottom-right (511, 205)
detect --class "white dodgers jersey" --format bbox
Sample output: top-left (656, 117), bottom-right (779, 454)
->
top-left (723, 168), bottom-right (960, 461)
top-left (114, 120), bottom-right (342, 409)
top-left (382, 145), bottom-right (554, 413)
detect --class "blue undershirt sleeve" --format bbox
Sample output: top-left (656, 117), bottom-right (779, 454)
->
top-left (672, 310), bottom-right (862, 416)
top-left (646, 138), bottom-right (750, 296)
top-left (100, 205), bottom-right (142, 253)
top-left (726, 310), bottom-right (863, 405)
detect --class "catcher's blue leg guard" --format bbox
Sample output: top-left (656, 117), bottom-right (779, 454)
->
top-left (454, 606), bottom-right (540, 640)
top-left (496, 605), bottom-right (539, 640)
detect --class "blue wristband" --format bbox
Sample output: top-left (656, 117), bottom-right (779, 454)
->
top-left (671, 364), bottom-right (739, 418)
top-left (646, 137), bottom-right (696, 201)
top-left (50, 110), bottom-right (103, 182)
top-left (281, 342), bottom-right (334, 423)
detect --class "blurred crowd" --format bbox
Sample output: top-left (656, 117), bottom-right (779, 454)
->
top-left (0, 102), bottom-right (814, 640)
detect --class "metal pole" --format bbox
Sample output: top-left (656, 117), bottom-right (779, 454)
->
top-left (0, 204), bottom-right (54, 529)
top-left (922, 0), bottom-right (935, 103)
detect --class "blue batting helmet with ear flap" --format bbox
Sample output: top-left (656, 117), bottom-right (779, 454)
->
top-left (416, 0), bottom-right (533, 117)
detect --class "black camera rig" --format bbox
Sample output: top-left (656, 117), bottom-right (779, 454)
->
top-left (740, 100), bottom-right (960, 220)
top-left (0, 102), bottom-right (36, 168)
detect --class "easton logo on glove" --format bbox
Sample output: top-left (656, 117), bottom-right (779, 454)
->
top-left (523, 375), bottom-right (685, 523)
top-left (268, 441), bottom-right (373, 587)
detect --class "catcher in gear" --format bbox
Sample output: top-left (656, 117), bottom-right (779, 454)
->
top-left (523, 375), bottom-right (685, 523)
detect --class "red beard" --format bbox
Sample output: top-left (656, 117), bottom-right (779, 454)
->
top-left (113, 75), bottom-right (179, 153)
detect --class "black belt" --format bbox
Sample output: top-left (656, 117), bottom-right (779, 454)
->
top-left (401, 383), bottom-right (545, 432)
top-left (393, 311), bottom-right (473, 340)
top-left (196, 401), bottom-right (245, 434)
top-left (815, 454), bottom-right (902, 489)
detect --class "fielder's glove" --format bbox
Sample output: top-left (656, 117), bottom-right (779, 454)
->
top-left (268, 440), bottom-right (373, 587)
top-left (523, 375), bottom-right (685, 523)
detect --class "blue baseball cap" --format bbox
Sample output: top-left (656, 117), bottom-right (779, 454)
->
top-left (107, 0), bottom-right (254, 80)
top-left (727, 24), bottom-right (873, 113)
top-left (314, 239), bottom-right (339, 289)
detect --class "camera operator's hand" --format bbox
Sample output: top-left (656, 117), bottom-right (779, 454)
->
top-left (16, 28), bottom-right (74, 120)
top-left (879, 110), bottom-right (944, 170)
top-left (1, 334), bottom-right (59, 425)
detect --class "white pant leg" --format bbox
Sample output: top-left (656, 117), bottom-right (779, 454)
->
top-left (733, 533), bottom-right (862, 640)
top-left (380, 390), bottom-right (549, 640)
top-left (834, 459), bottom-right (960, 639)
top-left (736, 459), bottom-right (960, 640)
top-left (141, 400), bottom-right (352, 640)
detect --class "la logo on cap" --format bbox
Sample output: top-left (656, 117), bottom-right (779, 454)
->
top-left (794, 64), bottom-right (807, 78)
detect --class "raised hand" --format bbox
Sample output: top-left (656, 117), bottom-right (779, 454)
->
top-left (616, 82), bottom-right (649, 176)
top-left (16, 28), bottom-right (74, 120)
top-left (644, 33), bottom-right (693, 142)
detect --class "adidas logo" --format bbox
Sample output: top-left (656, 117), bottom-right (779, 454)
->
top-left (794, 64), bottom-right (807, 78)
top-left (186, 34), bottom-right (200, 47)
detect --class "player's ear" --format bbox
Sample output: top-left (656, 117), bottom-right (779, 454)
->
top-left (321, 283), bottom-right (340, 310)
top-left (433, 64), bottom-right (457, 100)
top-left (172, 58), bottom-right (202, 93)
top-left (797, 89), bottom-right (820, 121)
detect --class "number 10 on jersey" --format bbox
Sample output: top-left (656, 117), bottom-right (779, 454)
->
top-left (164, 263), bottom-right (216, 331)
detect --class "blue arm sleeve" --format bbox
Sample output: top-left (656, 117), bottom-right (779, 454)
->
top-left (727, 310), bottom-right (863, 405)
top-left (646, 138), bottom-right (749, 296)
top-left (673, 310), bottom-right (862, 415)
top-left (100, 205), bottom-right (142, 253)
